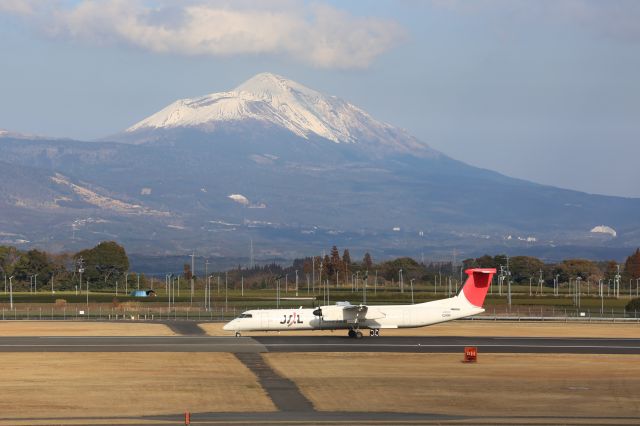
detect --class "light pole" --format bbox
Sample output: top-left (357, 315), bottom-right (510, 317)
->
top-left (312, 257), bottom-right (315, 293)
top-left (208, 275), bottom-right (212, 312)
top-left (538, 269), bottom-right (544, 295)
top-left (399, 269), bottom-right (403, 293)
top-left (205, 274), bottom-right (212, 311)
top-left (78, 257), bottom-right (84, 296)
top-left (9, 276), bottom-right (14, 309)
top-left (599, 279), bottom-right (603, 297)
top-left (363, 271), bottom-right (368, 304)
top-left (410, 279), bottom-right (415, 304)
top-left (166, 274), bottom-right (172, 311)
top-left (189, 252), bottom-right (195, 305)
top-left (34, 273), bottom-right (38, 292)
top-left (576, 277), bottom-right (581, 310)
top-left (295, 270), bottom-right (299, 297)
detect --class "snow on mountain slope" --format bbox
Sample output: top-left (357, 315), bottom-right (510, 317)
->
top-left (126, 73), bottom-right (433, 156)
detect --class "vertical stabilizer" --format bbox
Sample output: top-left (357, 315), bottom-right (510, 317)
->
top-left (459, 268), bottom-right (496, 308)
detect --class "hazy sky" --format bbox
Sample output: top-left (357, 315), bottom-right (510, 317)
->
top-left (1, 0), bottom-right (639, 197)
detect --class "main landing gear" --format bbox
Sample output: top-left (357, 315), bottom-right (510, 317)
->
top-left (347, 328), bottom-right (381, 338)
top-left (348, 329), bottom-right (363, 339)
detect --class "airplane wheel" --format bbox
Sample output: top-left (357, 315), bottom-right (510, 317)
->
top-left (348, 329), bottom-right (356, 338)
top-left (355, 330), bottom-right (363, 339)
top-left (235, 332), bottom-right (241, 337)
top-left (372, 328), bottom-right (380, 337)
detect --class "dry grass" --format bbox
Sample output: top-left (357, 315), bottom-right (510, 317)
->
top-left (0, 321), bottom-right (176, 336)
top-left (202, 320), bottom-right (640, 338)
top-left (265, 352), bottom-right (640, 419)
top-left (0, 352), bottom-right (275, 421)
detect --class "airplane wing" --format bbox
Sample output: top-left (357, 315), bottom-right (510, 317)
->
top-left (315, 303), bottom-right (386, 323)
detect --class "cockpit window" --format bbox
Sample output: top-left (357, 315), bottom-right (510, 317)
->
top-left (238, 313), bottom-right (253, 318)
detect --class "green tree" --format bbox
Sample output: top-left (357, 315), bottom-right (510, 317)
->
top-left (0, 245), bottom-right (20, 277)
top-left (13, 249), bottom-right (53, 284)
top-left (183, 263), bottom-right (192, 280)
top-left (74, 241), bottom-right (129, 288)
top-left (330, 246), bottom-right (342, 278)
top-left (379, 257), bottom-right (423, 281)
top-left (555, 259), bottom-right (601, 283)
top-left (509, 256), bottom-right (544, 284)
top-left (342, 249), bottom-right (351, 277)
top-left (622, 248), bottom-right (640, 287)
top-left (363, 252), bottom-right (373, 270)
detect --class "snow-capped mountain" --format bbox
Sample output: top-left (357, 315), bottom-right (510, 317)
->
top-left (125, 73), bottom-right (433, 157)
top-left (1, 73), bottom-right (639, 258)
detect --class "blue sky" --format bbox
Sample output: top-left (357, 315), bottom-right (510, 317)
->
top-left (0, 0), bottom-right (638, 197)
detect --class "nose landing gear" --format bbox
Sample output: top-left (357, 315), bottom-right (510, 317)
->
top-left (235, 332), bottom-right (241, 337)
top-left (369, 328), bottom-right (380, 337)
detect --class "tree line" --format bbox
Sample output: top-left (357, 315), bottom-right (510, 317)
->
top-left (1, 240), bottom-right (639, 292)
top-left (0, 241), bottom-right (130, 291)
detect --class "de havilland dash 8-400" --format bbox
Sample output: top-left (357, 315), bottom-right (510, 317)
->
top-left (224, 268), bottom-right (496, 338)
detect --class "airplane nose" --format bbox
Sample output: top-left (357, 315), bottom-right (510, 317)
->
top-left (222, 321), bottom-right (232, 331)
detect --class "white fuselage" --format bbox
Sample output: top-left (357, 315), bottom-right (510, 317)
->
top-left (223, 295), bottom-right (484, 332)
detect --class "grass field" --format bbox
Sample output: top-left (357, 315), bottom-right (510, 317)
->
top-left (266, 352), bottom-right (640, 420)
top-left (201, 319), bottom-right (640, 338)
top-left (0, 353), bottom-right (274, 422)
top-left (0, 321), bottom-right (175, 336)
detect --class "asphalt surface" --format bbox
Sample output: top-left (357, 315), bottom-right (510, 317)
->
top-left (234, 352), bottom-right (315, 412)
top-left (0, 335), bottom-right (638, 353)
top-left (12, 411), bottom-right (640, 425)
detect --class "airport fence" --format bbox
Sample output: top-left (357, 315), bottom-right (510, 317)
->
top-left (0, 304), bottom-right (638, 322)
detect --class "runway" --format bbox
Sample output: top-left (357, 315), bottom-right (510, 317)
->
top-left (0, 335), bottom-right (639, 353)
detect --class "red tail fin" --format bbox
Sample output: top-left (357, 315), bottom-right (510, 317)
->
top-left (460, 268), bottom-right (496, 307)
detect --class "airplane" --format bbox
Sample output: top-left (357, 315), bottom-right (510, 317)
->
top-left (223, 267), bottom-right (496, 338)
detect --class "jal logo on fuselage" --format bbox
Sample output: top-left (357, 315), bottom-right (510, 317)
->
top-left (280, 312), bottom-right (303, 327)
